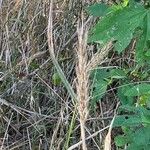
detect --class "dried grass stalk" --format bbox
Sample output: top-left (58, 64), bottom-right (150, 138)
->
top-left (76, 19), bottom-right (113, 150)
top-left (104, 103), bottom-right (119, 150)
top-left (76, 18), bottom-right (89, 150)
top-left (87, 42), bottom-right (113, 71)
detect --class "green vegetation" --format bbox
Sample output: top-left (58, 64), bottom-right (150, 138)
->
top-left (88, 0), bottom-right (150, 149)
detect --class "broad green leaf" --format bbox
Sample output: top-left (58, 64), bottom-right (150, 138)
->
top-left (131, 127), bottom-right (150, 146)
top-left (88, 4), bottom-right (146, 52)
top-left (118, 86), bottom-right (134, 105)
top-left (127, 144), bottom-right (150, 150)
top-left (115, 130), bottom-right (135, 148)
top-left (145, 50), bottom-right (150, 56)
top-left (118, 105), bottom-right (150, 124)
top-left (124, 83), bottom-right (150, 97)
top-left (109, 68), bottom-right (126, 79)
top-left (136, 11), bottom-right (150, 63)
top-left (114, 113), bottom-right (150, 149)
top-left (115, 135), bottom-right (128, 147)
top-left (113, 115), bottom-right (142, 127)
top-left (142, 114), bottom-right (150, 124)
top-left (90, 68), bottom-right (111, 81)
top-left (90, 68), bottom-right (127, 105)
top-left (91, 80), bottom-right (108, 105)
top-left (90, 68), bottom-right (111, 105)
top-left (119, 105), bottom-right (150, 115)
top-left (119, 105), bottom-right (139, 112)
top-left (86, 3), bottom-right (109, 17)
top-left (126, 127), bottom-right (150, 149)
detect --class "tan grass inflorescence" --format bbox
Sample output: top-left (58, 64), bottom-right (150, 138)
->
top-left (76, 18), bottom-right (89, 150)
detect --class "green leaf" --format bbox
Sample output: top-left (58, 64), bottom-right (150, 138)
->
top-left (88, 4), bottom-right (146, 53)
top-left (136, 11), bottom-right (150, 64)
top-left (115, 135), bottom-right (128, 147)
top-left (90, 68), bottom-right (111, 105)
top-left (91, 80), bottom-right (108, 105)
top-left (113, 115), bottom-right (142, 127)
top-left (145, 50), bottom-right (150, 56)
top-left (126, 127), bottom-right (150, 149)
top-left (124, 83), bottom-right (150, 97)
top-left (117, 106), bottom-right (150, 125)
top-left (52, 72), bottom-right (62, 86)
top-left (90, 68), bottom-right (110, 81)
top-left (119, 105), bottom-right (139, 112)
top-left (118, 86), bottom-right (135, 105)
top-left (119, 105), bottom-right (150, 115)
top-left (90, 68), bottom-right (126, 105)
top-left (132, 127), bottom-right (150, 146)
top-left (142, 114), bottom-right (150, 124)
top-left (127, 144), bottom-right (148, 150)
top-left (109, 68), bottom-right (126, 79)
top-left (86, 3), bottom-right (109, 17)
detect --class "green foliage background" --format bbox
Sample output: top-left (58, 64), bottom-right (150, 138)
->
top-left (88, 0), bottom-right (150, 149)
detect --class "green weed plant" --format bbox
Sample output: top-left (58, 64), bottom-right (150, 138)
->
top-left (88, 0), bottom-right (150, 149)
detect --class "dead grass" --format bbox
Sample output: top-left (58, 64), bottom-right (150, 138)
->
top-left (0, 0), bottom-right (119, 150)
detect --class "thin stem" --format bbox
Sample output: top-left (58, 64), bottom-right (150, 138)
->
top-left (47, 0), bottom-right (76, 102)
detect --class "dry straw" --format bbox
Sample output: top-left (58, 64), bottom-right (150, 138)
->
top-left (76, 14), bottom-right (113, 149)
top-left (76, 16), bottom-right (89, 150)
